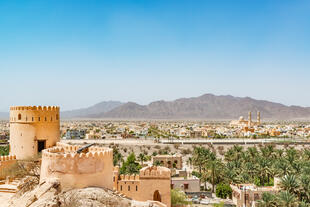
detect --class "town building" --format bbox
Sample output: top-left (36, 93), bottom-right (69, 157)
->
top-left (171, 176), bottom-right (200, 193)
top-left (152, 154), bottom-right (183, 169)
top-left (231, 178), bottom-right (280, 207)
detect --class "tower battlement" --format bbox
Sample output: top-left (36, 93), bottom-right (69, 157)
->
top-left (10, 106), bottom-right (60, 123)
top-left (139, 166), bottom-right (171, 179)
top-left (40, 142), bottom-right (114, 189)
top-left (10, 106), bottom-right (60, 111)
top-left (0, 155), bottom-right (16, 161)
top-left (42, 144), bottom-right (113, 163)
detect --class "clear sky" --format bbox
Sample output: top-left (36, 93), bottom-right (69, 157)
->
top-left (1, 0), bottom-right (310, 111)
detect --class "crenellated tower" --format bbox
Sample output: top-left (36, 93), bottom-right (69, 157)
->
top-left (9, 106), bottom-right (60, 160)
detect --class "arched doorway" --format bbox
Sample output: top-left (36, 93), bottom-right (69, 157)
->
top-left (153, 190), bottom-right (161, 202)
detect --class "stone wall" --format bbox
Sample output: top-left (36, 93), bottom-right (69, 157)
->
top-left (10, 106), bottom-right (60, 160)
top-left (40, 142), bottom-right (114, 190)
top-left (114, 166), bottom-right (171, 207)
top-left (0, 155), bottom-right (17, 179)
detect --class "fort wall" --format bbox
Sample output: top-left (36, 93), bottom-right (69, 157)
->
top-left (40, 143), bottom-right (114, 190)
top-left (0, 155), bottom-right (17, 179)
top-left (114, 166), bottom-right (171, 207)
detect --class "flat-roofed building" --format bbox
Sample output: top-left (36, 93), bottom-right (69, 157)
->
top-left (171, 176), bottom-right (200, 193)
top-left (152, 155), bottom-right (182, 169)
top-left (231, 178), bottom-right (280, 207)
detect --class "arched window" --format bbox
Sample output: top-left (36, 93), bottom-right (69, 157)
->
top-left (45, 117), bottom-right (47, 121)
top-left (136, 185), bottom-right (138, 191)
top-left (32, 117), bottom-right (34, 121)
top-left (128, 186), bottom-right (130, 191)
top-left (56, 114), bottom-right (59, 120)
top-left (38, 117), bottom-right (41, 121)
top-left (18, 114), bottom-right (21, 120)
top-left (120, 185), bottom-right (122, 191)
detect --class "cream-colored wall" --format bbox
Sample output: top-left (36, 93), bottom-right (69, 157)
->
top-left (172, 178), bottom-right (200, 193)
top-left (0, 155), bottom-right (17, 179)
top-left (139, 178), bottom-right (171, 207)
top-left (9, 106), bottom-right (60, 160)
top-left (40, 143), bottom-right (114, 190)
top-left (114, 166), bottom-right (171, 207)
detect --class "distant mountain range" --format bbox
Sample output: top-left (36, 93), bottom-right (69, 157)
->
top-left (61, 101), bottom-right (123, 119)
top-left (1, 94), bottom-right (310, 120)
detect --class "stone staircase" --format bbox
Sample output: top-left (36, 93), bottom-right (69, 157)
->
top-left (0, 178), bottom-right (20, 193)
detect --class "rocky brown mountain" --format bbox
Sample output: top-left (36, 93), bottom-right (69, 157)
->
top-left (96, 94), bottom-right (310, 120)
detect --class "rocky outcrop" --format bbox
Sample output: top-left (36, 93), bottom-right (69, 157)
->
top-left (8, 178), bottom-right (162, 207)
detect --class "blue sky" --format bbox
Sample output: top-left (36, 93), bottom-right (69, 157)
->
top-left (1, 0), bottom-right (310, 111)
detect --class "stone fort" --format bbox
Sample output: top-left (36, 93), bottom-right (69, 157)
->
top-left (10, 106), bottom-right (60, 160)
top-left (1, 106), bottom-right (171, 207)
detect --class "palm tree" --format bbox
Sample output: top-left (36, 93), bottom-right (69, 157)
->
top-left (257, 192), bottom-right (276, 207)
top-left (193, 147), bottom-right (210, 174)
top-left (280, 175), bottom-right (299, 195)
top-left (138, 153), bottom-right (147, 165)
top-left (298, 201), bottom-right (310, 207)
top-left (276, 191), bottom-right (297, 207)
top-left (275, 159), bottom-right (292, 176)
top-left (206, 153), bottom-right (223, 193)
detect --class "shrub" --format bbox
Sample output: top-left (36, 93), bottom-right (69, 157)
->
top-left (216, 183), bottom-right (232, 199)
top-left (0, 145), bottom-right (9, 156)
top-left (154, 145), bottom-right (161, 150)
top-left (181, 148), bottom-right (192, 155)
top-left (173, 144), bottom-right (180, 150)
top-left (171, 189), bottom-right (191, 206)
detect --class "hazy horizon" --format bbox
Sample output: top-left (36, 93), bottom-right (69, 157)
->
top-left (1, 93), bottom-right (310, 113)
top-left (1, 0), bottom-right (310, 111)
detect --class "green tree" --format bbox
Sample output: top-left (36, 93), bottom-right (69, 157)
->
top-left (281, 175), bottom-right (299, 195)
top-left (138, 153), bottom-right (147, 165)
top-left (120, 153), bottom-right (141, 174)
top-left (276, 191), bottom-right (297, 207)
top-left (257, 192), bottom-right (276, 207)
top-left (113, 147), bottom-right (123, 166)
top-left (171, 189), bottom-right (191, 207)
top-left (215, 183), bottom-right (232, 199)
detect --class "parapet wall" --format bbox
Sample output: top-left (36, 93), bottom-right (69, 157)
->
top-left (140, 166), bottom-right (170, 179)
top-left (40, 142), bottom-right (114, 189)
top-left (0, 155), bottom-right (17, 179)
top-left (10, 106), bottom-right (60, 111)
top-left (10, 106), bottom-right (60, 123)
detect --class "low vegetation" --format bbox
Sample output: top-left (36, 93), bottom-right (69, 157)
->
top-left (0, 145), bottom-right (9, 156)
top-left (171, 189), bottom-right (191, 207)
top-left (192, 145), bottom-right (310, 206)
